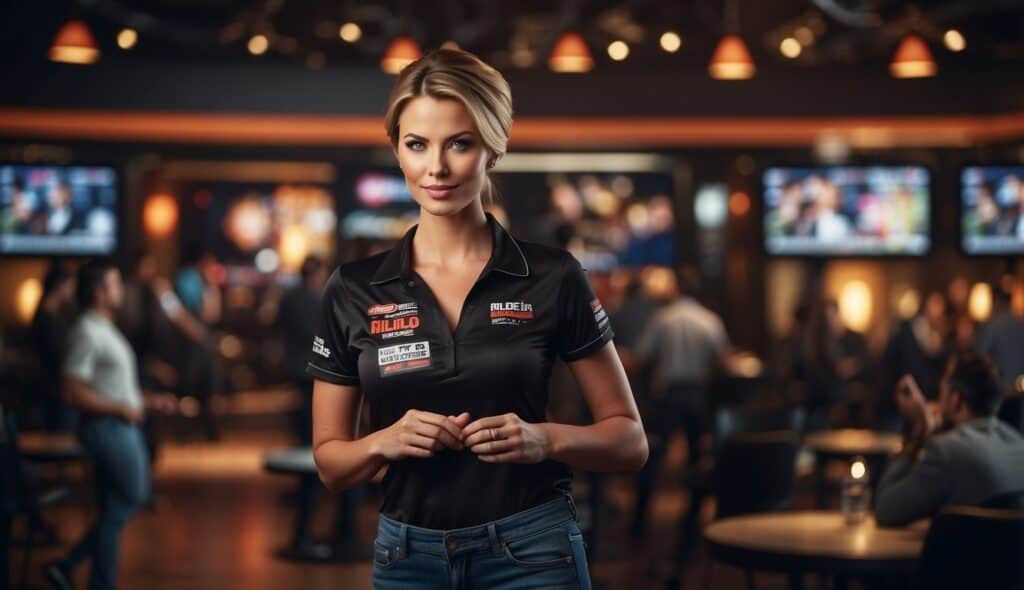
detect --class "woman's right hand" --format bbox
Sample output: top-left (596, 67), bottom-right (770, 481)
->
top-left (373, 410), bottom-right (471, 461)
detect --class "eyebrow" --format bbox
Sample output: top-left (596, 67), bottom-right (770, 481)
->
top-left (402, 131), bottom-right (475, 141)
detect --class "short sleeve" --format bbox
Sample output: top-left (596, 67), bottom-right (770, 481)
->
top-left (556, 255), bottom-right (615, 362)
top-left (305, 269), bottom-right (361, 385)
top-left (63, 322), bottom-right (96, 383)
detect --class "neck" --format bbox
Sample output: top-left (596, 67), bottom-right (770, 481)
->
top-left (88, 304), bottom-right (114, 321)
top-left (413, 203), bottom-right (490, 270)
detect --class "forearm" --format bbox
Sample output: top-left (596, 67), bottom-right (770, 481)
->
top-left (541, 416), bottom-right (648, 472)
top-left (313, 430), bottom-right (389, 492)
top-left (62, 379), bottom-right (127, 418)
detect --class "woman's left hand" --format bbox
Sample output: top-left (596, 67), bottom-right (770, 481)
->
top-left (461, 413), bottom-right (551, 464)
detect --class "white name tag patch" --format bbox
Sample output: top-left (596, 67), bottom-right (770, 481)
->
top-left (378, 340), bottom-right (432, 377)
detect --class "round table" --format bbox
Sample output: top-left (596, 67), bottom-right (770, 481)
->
top-left (804, 430), bottom-right (903, 509)
top-left (704, 511), bottom-right (928, 577)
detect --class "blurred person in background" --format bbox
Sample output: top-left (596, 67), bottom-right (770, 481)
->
top-left (173, 244), bottom-right (222, 440)
top-left (31, 261), bottom-right (77, 431)
top-left (278, 255), bottom-right (330, 445)
top-left (797, 297), bottom-right (874, 430)
top-left (878, 291), bottom-right (952, 431)
top-left (875, 352), bottom-right (1024, 526)
top-left (623, 265), bottom-right (731, 539)
top-left (976, 282), bottom-right (1024, 430)
top-left (44, 259), bottom-right (177, 590)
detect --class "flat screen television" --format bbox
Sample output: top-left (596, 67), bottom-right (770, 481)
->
top-left (961, 166), bottom-right (1024, 255)
top-left (0, 164), bottom-right (119, 256)
top-left (763, 165), bottom-right (930, 256)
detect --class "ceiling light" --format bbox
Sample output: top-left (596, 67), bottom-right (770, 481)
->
top-left (339, 22), bottom-right (362, 43)
top-left (381, 36), bottom-right (422, 74)
top-left (709, 35), bottom-right (755, 80)
top-left (549, 31), bottom-right (593, 73)
top-left (117, 28), bottom-right (137, 50)
top-left (248, 34), bottom-right (269, 56)
top-left (607, 40), bottom-right (629, 61)
top-left (943, 29), bottom-right (966, 52)
top-left (780, 37), bottom-right (801, 58)
top-left (890, 34), bottom-right (936, 78)
top-left (49, 19), bottom-right (100, 64)
top-left (660, 31), bottom-right (682, 53)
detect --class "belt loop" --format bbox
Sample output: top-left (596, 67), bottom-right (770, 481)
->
top-left (566, 494), bottom-right (578, 521)
top-left (397, 524), bottom-right (408, 559)
top-left (487, 523), bottom-right (502, 557)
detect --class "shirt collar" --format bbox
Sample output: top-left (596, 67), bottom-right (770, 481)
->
top-left (369, 211), bottom-right (529, 285)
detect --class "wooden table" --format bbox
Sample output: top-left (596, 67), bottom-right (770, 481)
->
top-left (804, 430), bottom-right (903, 508)
top-left (263, 447), bottom-right (368, 562)
top-left (704, 511), bottom-right (928, 583)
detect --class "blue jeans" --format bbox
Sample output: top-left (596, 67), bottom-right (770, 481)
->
top-left (60, 417), bottom-right (149, 590)
top-left (372, 496), bottom-right (592, 590)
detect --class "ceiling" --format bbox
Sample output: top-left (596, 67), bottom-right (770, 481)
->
top-left (4, 0), bottom-right (1024, 74)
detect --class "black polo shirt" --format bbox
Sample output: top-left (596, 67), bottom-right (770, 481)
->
top-left (306, 211), bottom-right (614, 529)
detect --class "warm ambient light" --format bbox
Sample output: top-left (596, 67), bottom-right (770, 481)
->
top-left (709, 35), bottom-right (756, 80)
top-left (851, 460), bottom-right (866, 479)
top-left (381, 36), bottom-right (422, 74)
top-left (660, 31), bottom-right (682, 53)
top-left (839, 280), bottom-right (873, 333)
top-left (549, 31), bottom-right (593, 73)
top-left (968, 282), bottom-right (993, 322)
top-left (16, 278), bottom-right (43, 324)
top-left (943, 29), bottom-right (966, 52)
top-left (728, 191), bottom-right (750, 216)
top-left (780, 37), bottom-right (802, 59)
top-left (248, 34), bottom-right (269, 56)
top-left (890, 34), bottom-right (936, 78)
top-left (49, 19), bottom-right (100, 64)
top-left (117, 28), bottom-right (137, 50)
top-left (607, 40), bottom-right (629, 61)
top-left (143, 193), bottom-right (179, 239)
top-left (339, 22), bottom-right (362, 43)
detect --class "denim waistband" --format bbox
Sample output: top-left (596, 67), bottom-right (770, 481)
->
top-left (376, 496), bottom-right (578, 561)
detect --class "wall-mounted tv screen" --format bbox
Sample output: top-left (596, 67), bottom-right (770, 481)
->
top-left (763, 166), bottom-right (930, 256)
top-left (961, 166), bottom-right (1024, 255)
top-left (0, 164), bottom-right (118, 256)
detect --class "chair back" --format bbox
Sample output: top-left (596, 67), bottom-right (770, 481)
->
top-left (712, 431), bottom-right (799, 519)
top-left (713, 403), bottom-right (805, 444)
top-left (917, 505), bottom-right (1024, 590)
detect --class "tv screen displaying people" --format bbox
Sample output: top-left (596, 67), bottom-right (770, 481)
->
top-left (961, 166), bottom-right (1024, 255)
top-left (0, 164), bottom-right (118, 255)
top-left (763, 165), bottom-right (930, 256)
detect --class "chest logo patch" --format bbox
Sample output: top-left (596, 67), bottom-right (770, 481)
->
top-left (490, 301), bottom-right (534, 326)
top-left (368, 302), bottom-right (420, 339)
top-left (378, 341), bottom-right (431, 377)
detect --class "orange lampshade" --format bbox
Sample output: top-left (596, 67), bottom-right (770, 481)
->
top-left (49, 19), bottom-right (100, 64)
top-left (548, 31), bottom-right (593, 73)
top-left (381, 36), bottom-right (422, 74)
top-left (708, 34), bottom-right (755, 80)
top-left (890, 34), bottom-right (936, 78)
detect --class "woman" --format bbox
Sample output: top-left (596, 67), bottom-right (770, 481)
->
top-left (307, 49), bottom-right (648, 589)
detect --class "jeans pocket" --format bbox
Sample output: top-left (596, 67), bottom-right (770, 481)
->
top-left (373, 541), bottom-right (396, 570)
top-left (502, 524), bottom-right (575, 569)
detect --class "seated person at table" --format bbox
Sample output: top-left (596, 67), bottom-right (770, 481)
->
top-left (875, 352), bottom-right (1024, 526)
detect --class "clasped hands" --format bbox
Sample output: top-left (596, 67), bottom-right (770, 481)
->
top-left (380, 409), bottom-right (550, 464)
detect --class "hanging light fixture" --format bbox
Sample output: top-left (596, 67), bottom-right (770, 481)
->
top-left (708, 0), bottom-right (755, 80)
top-left (381, 36), bottom-right (422, 74)
top-left (49, 18), bottom-right (100, 64)
top-left (548, 30), bottom-right (593, 73)
top-left (890, 33), bottom-right (936, 78)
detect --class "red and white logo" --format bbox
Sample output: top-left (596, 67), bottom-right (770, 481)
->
top-left (368, 303), bottom-right (398, 316)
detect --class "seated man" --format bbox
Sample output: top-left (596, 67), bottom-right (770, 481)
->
top-left (875, 351), bottom-right (1024, 526)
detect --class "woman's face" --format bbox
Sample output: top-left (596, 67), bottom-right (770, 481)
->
top-left (395, 96), bottom-right (490, 217)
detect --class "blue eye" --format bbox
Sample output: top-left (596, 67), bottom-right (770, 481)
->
top-left (405, 141), bottom-right (424, 151)
top-left (450, 139), bottom-right (472, 151)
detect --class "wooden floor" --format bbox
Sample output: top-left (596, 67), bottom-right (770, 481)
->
top-left (11, 393), bottom-right (806, 590)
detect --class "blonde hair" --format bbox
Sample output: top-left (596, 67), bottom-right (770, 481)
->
top-left (384, 48), bottom-right (512, 206)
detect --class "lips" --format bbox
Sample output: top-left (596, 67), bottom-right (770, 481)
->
top-left (422, 184), bottom-right (459, 199)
